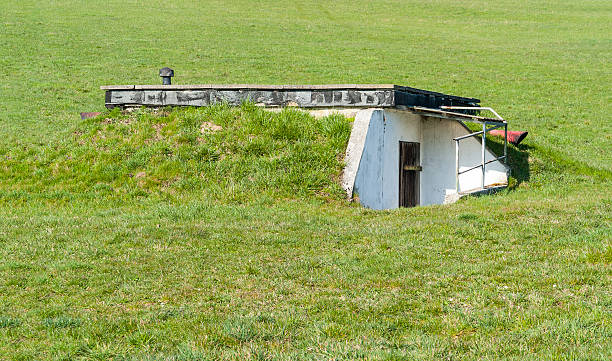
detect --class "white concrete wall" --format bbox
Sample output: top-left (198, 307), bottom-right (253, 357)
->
top-left (379, 110), bottom-right (422, 208)
top-left (421, 117), bottom-right (508, 205)
top-left (351, 109), bottom-right (508, 209)
top-left (353, 110), bottom-right (385, 209)
top-left (452, 122), bottom-right (508, 193)
top-left (341, 109), bottom-right (381, 198)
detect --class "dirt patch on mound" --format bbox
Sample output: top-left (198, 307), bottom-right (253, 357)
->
top-left (201, 122), bottom-right (222, 133)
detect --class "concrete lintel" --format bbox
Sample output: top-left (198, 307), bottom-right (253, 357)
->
top-left (104, 88), bottom-right (395, 109)
top-left (101, 84), bottom-right (480, 110)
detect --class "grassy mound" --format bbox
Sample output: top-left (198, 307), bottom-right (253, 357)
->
top-left (0, 104), bottom-right (352, 202)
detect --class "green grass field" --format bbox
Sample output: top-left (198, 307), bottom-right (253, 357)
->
top-left (0, 1), bottom-right (610, 359)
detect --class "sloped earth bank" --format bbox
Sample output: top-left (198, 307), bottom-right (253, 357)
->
top-left (0, 106), bottom-right (610, 360)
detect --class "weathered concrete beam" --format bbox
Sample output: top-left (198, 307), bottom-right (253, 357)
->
top-left (101, 84), bottom-right (479, 110)
top-left (104, 88), bottom-right (394, 109)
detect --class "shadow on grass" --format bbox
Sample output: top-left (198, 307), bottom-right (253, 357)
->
top-left (487, 134), bottom-right (612, 190)
top-left (486, 136), bottom-right (531, 187)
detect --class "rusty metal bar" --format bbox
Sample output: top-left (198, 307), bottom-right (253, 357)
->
top-left (403, 165), bottom-right (423, 171)
top-left (452, 123), bottom-right (505, 142)
top-left (412, 106), bottom-right (505, 126)
top-left (440, 106), bottom-right (505, 121)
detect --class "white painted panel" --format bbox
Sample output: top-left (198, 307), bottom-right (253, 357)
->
top-left (421, 117), bottom-right (456, 206)
top-left (353, 110), bottom-right (385, 209)
top-left (422, 117), bottom-right (508, 204)
top-left (343, 109), bottom-right (381, 198)
top-left (379, 110), bottom-right (422, 209)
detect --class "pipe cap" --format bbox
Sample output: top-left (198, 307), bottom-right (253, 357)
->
top-left (159, 67), bottom-right (174, 77)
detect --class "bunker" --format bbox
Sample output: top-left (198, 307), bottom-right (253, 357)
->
top-left (342, 107), bottom-right (508, 209)
top-left (102, 72), bottom-right (509, 209)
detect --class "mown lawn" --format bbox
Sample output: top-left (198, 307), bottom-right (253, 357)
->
top-left (0, 1), bottom-right (610, 360)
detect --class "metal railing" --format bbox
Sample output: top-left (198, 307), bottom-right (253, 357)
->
top-left (440, 106), bottom-right (508, 193)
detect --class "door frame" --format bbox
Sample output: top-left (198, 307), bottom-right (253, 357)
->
top-left (399, 141), bottom-right (421, 207)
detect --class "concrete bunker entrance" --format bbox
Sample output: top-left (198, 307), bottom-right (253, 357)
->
top-left (346, 109), bottom-right (510, 210)
top-left (101, 73), bottom-right (512, 210)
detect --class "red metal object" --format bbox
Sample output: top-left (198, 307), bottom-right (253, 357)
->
top-left (80, 112), bottom-right (101, 120)
top-left (489, 130), bottom-right (528, 145)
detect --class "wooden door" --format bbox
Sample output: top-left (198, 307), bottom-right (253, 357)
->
top-left (399, 141), bottom-right (421, 207)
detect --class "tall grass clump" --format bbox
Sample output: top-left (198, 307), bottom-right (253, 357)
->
top-left (0, 104), bottom-right (352, 203)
